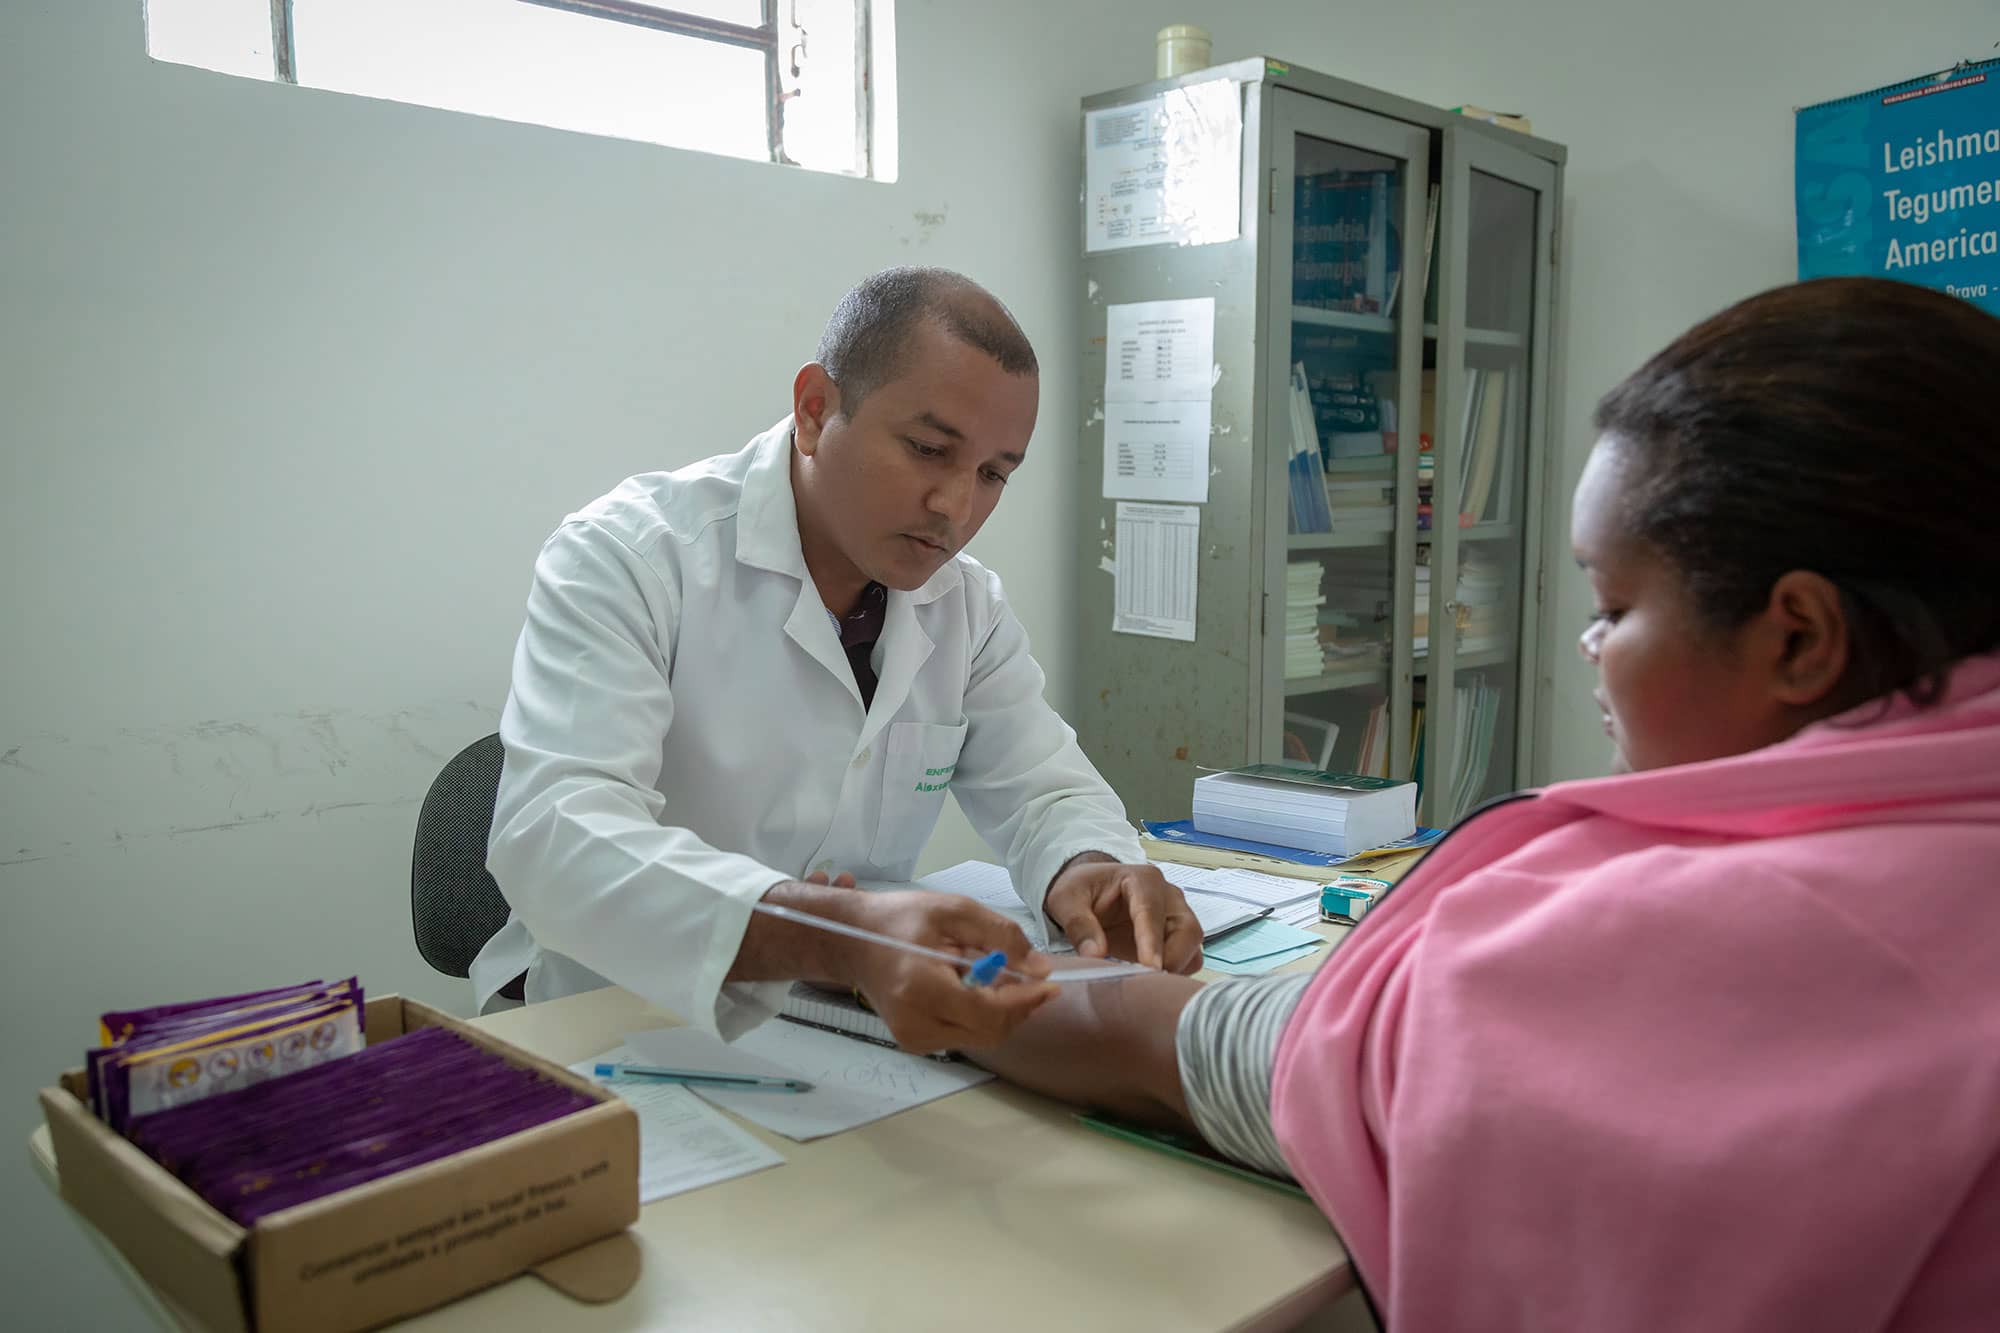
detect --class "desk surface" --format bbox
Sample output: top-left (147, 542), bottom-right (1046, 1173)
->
top-left (30, 924), bottom-right (1352, 1333)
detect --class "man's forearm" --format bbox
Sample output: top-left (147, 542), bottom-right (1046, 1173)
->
top-left (964, 966), bottom-right (1203, 1131)
top-left (724, 880), bottom-right (867, 986)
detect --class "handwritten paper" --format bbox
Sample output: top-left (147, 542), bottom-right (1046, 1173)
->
top-left (573, 1048), bottom-right (784, 1202)
top-left (623, 1025), bottom-right (993, 1142)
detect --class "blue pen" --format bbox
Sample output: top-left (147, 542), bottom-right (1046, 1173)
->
top-left (595, 1062), bottom-right (814, 1093)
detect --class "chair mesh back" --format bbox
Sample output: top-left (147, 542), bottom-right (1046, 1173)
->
top-left (410, 733), bottom-right (511, 978)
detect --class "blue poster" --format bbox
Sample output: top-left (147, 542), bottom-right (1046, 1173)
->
top-left (1797, 59), bottom-right (2000, 316)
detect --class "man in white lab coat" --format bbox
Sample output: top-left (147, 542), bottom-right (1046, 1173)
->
top-left (473, 267), bottom-right (1200, 1053)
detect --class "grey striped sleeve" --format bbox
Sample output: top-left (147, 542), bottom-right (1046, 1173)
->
top-left (1174, 972), bottom-right (1315, 1181)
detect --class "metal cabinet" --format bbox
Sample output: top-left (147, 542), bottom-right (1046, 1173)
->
top-left (1075, 58), bottom-right (1566, 827)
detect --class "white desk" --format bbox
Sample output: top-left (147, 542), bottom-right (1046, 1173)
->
top-left (30, 940), bottom-right (1352, 1333)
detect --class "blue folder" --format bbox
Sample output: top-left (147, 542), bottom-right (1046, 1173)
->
top-left (1143, 819), bottom-right (1443, 867)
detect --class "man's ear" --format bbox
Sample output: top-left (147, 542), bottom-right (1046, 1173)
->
top-left (792, 364), bottom-right (841, 456)
top-left (1762, 570), bottom-right (1851, 709)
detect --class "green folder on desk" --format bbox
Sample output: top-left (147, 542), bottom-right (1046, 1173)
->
top-left (1077, 1114), bottom-right (1310, 1200)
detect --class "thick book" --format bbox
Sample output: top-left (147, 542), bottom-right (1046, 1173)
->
top-left (1193, 766), bottom-right (1418, 857)
top-left (1215, 763), bottom-right (1406, 794)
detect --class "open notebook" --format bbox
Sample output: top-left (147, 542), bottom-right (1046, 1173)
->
top-left (778, 982), bottom-right (903, 1051)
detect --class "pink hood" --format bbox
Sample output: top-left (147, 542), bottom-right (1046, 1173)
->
top-left (1271, 654), bottom-right (2000, 1331)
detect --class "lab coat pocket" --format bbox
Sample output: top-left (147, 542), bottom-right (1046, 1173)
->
top-left (870, 720), bottom-right (968, 869)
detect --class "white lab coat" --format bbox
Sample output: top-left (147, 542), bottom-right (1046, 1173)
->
top-left (471, 419), bottom-right (1143, 1035)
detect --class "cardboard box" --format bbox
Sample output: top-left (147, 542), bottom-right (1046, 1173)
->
top-left (41, 995), bottom-right (640, 1333)
top-left (1452, 104), bottom-right (1533, 134)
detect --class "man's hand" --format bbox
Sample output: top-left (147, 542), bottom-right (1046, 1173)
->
top-left (796, 872), bottom-right (1059, 1055)
top-left (1044, 855), bottom-right (1203, 974)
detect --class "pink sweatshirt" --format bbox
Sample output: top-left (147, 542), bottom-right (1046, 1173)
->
top-left (1271, 654), bottom-right (2000, 1331)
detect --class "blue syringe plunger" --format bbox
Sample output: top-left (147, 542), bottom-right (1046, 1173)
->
top-left (963, 949), bottom-right (1009, 988)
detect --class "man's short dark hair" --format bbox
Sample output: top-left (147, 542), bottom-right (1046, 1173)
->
top-left (815, 267), bottom-right (1038, 411)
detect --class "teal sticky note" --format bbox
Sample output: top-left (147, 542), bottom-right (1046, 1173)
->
top-left (1206, 943), bottom-right (1321, 975)
top-left (1205, 918), bottom-right (1323, 965)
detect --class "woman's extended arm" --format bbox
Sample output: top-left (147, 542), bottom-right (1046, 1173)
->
top-left (966, 961), bottom-right (1314, 1182)
top-left (963, 966), bottom-right (1205, 1131)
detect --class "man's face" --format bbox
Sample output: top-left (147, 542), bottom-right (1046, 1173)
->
top-left (795, 320), bottom-right (1038, 590)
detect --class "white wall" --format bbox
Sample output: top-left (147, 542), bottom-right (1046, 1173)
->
top-left (3, 1), bottom-right (1987, 1327)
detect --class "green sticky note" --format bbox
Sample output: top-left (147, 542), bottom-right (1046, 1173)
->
top-left (1205, 918), bottom-right (1322, 965)
top-left (1206, 943), bottom-right (1322, 975)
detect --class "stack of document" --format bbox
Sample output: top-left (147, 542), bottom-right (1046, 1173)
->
top-left (1183, 865), bottom-right (1329, 929)
top-left (1324, 477), bottom-right (1394, 533)
top-left (1455, 553), bottom-right (1508, 653)
top-left (1442, 678), bottom-right (1502, 824)
top-left (918, 860), bottom-right (1271, 950)
top-left (1193, 764), bottom-right (1417, 858)
top-left (1414, 560), bottom-right (1433, 653)
top-left (1285, 561), bottom-right (1326, 679)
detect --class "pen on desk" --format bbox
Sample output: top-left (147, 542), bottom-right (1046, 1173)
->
top-left (749, 898), bottom-right (1021, 988)
top-left (594, 1062), bottom-right (814, 1093)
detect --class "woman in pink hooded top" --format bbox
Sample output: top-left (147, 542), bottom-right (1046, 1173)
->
top-left (972, 278), bottom-right (2000, 1331)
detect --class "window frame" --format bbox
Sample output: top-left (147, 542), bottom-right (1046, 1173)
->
top-left (258, 0), bottom-right (874, 176)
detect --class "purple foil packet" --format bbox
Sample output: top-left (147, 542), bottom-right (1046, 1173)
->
top-left (89, 978), bottom-right (362, 1120)
top-left (102, 987), bottom-right (365, 1133)
top-left (99, 979), bottom-right (331, 1044)
top-left (125, 1026), bottom-right (596, 1226)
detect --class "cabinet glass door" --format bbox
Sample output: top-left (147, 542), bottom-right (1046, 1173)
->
top-left (1262, 91), bottom-right (1429, 780)
top-left (1425, 129), bottom-right (1558, 825)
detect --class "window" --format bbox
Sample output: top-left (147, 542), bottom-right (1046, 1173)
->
top-left (144, 0), bottom-right (895, 180)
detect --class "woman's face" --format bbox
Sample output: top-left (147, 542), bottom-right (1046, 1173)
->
top-left (1570, 439), bottom-right (1811, 772)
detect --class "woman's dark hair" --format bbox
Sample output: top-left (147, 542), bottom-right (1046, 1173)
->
top-left (1594, 276), bottom-right (2000, 708)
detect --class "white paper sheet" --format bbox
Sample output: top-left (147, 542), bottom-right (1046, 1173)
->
top-left (1154, 861), bottom-right (1217, 892)
top-left (572, 1048), bottom-right (784, 1202)
top-left (1276, 899), bottom-right (1328, 928)
top-left (1113, 501), bottom-right (1200, 641)
top-left (921, 859), bottom-right (1256, 949)
top-left (1105, 298), bottom-right (1216, 404)
top-left (916, 860), bottom-right (1064, 952)
top-left (1189, 866), bottom-right (1324, 909)
top-left (623, 1024), bottom-right (993, 1143)
top-left (1085, 79), bottom-right (1243, 253)
top-left (1103, 400), bottom-right (1212, 503)
top-left (1181, 889), bottom-right (1272, 938)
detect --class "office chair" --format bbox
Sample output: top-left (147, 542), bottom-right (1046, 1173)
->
top-left (410, 732), bottom-right (524, 1000)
